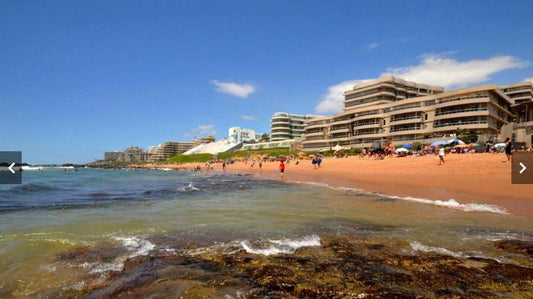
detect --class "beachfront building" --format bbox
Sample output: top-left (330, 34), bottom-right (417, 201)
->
top-left (241, 138), bottom-right (301, 151)
top-left (302, 76), bottom-right (514, 151)
top-left (500, 81), bottom-right (533, 147)
top-left (228, 127), bottom-right (260, 144)
top-left (104, 146), bottom-right (151, 162)
top-left (270, 112), bottom-right (320, 141)
top-left (149, 141), bottom-right (196, 161)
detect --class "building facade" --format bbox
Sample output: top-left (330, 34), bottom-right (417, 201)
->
top-left (500, 81), bottom-right (533, 147)
top-left (104, 146), bottom-right (151, 162)
top-left (149, 141), bottom-right (196, 161)
top-left (302, 76), bottom-right (514, 151)
top-left (228, 127), bottom-right (260, 144)
top-left (270, 112), bottom-right (320, 141)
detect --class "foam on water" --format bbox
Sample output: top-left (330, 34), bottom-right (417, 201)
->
top-left (293, 180), bottom-right (508, 215)
top-left (114, 236), bottom-right (155, 258)
top-left (185, 235), bottom-right (321, 256)
top-left (410, 241), bottom-right (464, 258)
top-left (385, 195), bottom-right (508, 215)
top-left (240, 235), bottom-right (321, 256)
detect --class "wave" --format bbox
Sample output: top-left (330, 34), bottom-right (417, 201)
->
top-left (387, 195), bottom-right (507, 215)
top-left (113, 236), bottom-right (155, 259)
top-left (80, 236), bottom-right (156, 275)
top-left (5, 183), bottom-right (61, 193)
top-left (410, 241), bottom-right (465, 258)
top-left (186, 235), bottom-right (321, 257)
top-left (292, 180), bottom-right (508, 215)
top-left (240, 235), bottom-right (321, 256)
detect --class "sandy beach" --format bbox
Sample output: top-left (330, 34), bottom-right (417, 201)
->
top-left (145, 153), bottom-right (533, 218)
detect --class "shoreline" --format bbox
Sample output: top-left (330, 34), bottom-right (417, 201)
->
top-left (139, 153), bottom-right (533, 218)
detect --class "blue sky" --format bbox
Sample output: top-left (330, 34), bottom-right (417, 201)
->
top-left (1, 1), bottom-right (532, 164)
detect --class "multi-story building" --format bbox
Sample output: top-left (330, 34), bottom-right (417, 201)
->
top-left (270, 112), bottom-right (320, 141)
top-left (149, 141), bottom-right (196, 161)
top-left (228, 127), bottom-right (260, 144)
top-left (500, 81), bottom-right (533, 147)
top-left (104, 146), bottom-right (151, 162)
top-left (302, 76), bottom-right (514, 151)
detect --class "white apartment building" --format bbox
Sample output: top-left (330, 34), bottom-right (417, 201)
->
top-left (228, 127), bottom-right (260, 144)
top-left (270, 112), bottom-right (321, 141)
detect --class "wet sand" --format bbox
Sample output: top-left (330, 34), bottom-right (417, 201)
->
top-left (145, 153), bottom-right (533, 218)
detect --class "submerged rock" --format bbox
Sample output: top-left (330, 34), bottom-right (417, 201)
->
top-left (38, 237), bottom-right (533, 298)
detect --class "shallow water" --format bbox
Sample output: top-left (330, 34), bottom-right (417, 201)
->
top-left (0, 168), bottom-right (531, 297)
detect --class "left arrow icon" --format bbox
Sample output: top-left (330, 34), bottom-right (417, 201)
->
top-left (8, 162), bottom-right (15, 174)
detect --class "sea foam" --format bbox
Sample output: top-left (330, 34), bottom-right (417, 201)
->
top-left (186, 235), bottom-right (321, 257)
top-left (293, 180), bottom-right (508, 215)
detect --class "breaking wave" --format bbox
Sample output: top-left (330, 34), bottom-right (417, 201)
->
top-left (293, 180), bottom-right (508, 215)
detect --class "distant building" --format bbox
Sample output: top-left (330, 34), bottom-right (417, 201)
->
top-left (270, 112), bottom-right (320, 141)
top-left (104, 151), bottom-right (123, 162)
top-left (228, 127), bottom-right (260, 144)
top-left (149, 141), bottom-right (195, 161)
top-left (104, 146), bottom-right (151, 162)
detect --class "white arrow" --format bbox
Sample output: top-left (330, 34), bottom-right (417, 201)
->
top-left (519, 162), bottom-right (527, 174)
top-left (8, 162), bottom-right (15, 174)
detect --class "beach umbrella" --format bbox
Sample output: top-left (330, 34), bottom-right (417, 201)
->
top-left (430, 140), bottom-right (448, 147)
top-left (395, 148), bottom-right (409, 153)
top-left (447, 139), bottom-right (465, 145)
top-left (494, 143), bottom-right (506, 149)
top-left (402, 144), bottom-right (413, 149)
top-left (332, 144), bottom-right (345, 151)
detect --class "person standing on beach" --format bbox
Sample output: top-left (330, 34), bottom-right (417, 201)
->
top-left (279, 160), bottom-right (285, 177)
top-left (222, 161), bottom-right (226, 171)
top-left (438, 146), bottom-right (445, 165)
top-left (504, 138), bottom-right (513, 162)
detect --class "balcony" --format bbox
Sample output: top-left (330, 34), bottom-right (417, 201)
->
top-left (390, 115), bottom-right (421, 123)
top-left (354, 130), bottom-right (383, 137)
top-left (434, 119), bottom-right (488, 128)
top-left (435, 107), bottom-right (488, 116)
top-left (390, 104), bottom-right (422, 112)
top-left (390, 126), bottom-right (422, 133)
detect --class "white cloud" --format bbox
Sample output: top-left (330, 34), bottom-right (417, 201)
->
top-left (525, 77), bottom-right (533, 83)
top-left (366, 42), bottom-right (380, 51)
top-left (315, 79), bottom-right (371, 114)
top-left (184, 125), bottom-right (217, 138)
top-left (241, 115), bottom-right (256, 121)
top-left (382, 53), bottom-right (528, 88)
top-left (210, 80), bottom-right (255, 98)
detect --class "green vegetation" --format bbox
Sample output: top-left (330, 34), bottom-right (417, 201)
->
top-left (167, 153), bottom-right (213, 163)
top-left (456, 128), bottom-right (480, 143)
top-left (218, 147), bottom-right (296, 160)
top-left (412, 142), bottom-right (422, 150)
top-left (165, 148), bottom-right (298, 164)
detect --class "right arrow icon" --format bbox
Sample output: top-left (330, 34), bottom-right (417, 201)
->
top-left (519, 162), bottom-right (527, 174)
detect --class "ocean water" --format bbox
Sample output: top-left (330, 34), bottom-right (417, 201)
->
top-left (0, 168), bottom-right (532, 297)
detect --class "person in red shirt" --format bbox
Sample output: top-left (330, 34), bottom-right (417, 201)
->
top-left (279, 160), bottom-right (285, 177)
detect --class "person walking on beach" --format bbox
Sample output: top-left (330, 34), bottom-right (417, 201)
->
top-left (259, 160), bottom-right (263, 169)
top-left (504, 138), bottom-right (513, 162)
top-left (279, 160), bottom-right (285, 177)
top-left (438, 145), bottom-right (445, 165)
top-left (222, 161), bottom-right (226, 171)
